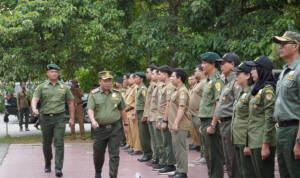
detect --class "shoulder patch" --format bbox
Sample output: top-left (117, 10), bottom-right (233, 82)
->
top-left (265, 89), bottom-right (274, 94)
top-left (180, 91), bottom-right (185, 99)
top-left (91, 88), bottom-right (100, 94)
top-left (215, 82), bottom-right (221, 91)
top-left (142, 90), bottom-right (146, 97)
top-left (265, 93), bottom-right (273, 101)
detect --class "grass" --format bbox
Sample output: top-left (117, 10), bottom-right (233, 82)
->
top-left (0, 132), bottom-right (94, 144)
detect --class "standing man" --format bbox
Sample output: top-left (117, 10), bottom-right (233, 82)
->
top-left (189, 65), bottom-right (206, 164)
top-left (273, 31), bottom-right (300, 177)
top-left (125, 74), bottom-right (142, 155)
top-left (87, 71), bottom-right (128, 178)
top-left (198, 52), bottom-right (225, 178)
top-left (17, 82), bottom-right (31, 131)
top-left (70, 79), bottom-right (86, 140)
top-left (168, 68), bottom-right (192, 178)
top-left (32, 64), bottom-right (75, 177)
top-left (216, 53), bottom-right (241, 178)
top-left (135, 72), bottom-right (153, 161)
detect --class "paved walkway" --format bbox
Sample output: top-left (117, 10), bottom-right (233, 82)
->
top-left (0, 143), bottom-right (280, 178)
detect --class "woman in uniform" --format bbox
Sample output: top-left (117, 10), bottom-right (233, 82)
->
top-left (245, 56), bottom-right (277, 178)
top-left (231, 62), bottom-right (256, 178)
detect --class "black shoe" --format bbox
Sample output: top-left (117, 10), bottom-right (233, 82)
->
top-left (55, 169), bottom-right (63, 177)
top-left (173, 173), bottom-right (187, 178)
top-left (152, 164), bottom-right (165, 171)
top-left (159, 165), bottom-right (176, 175)
top-left (122, 146), bottom-right (129, 150)
top-left (146, 159), bottom-right (158, 166)
top-left (189, 145), bottom-right (199, 150)
top-left (130, 151), bottom-right (143, 155)
top-left (95, 172), bottom-right (101, 178)
top-left (168, 172), bottom-right (177, 177)
top-left (137, 156), bottom-right (151, 162)
top-left (44, 164), bottom-right (51, 173)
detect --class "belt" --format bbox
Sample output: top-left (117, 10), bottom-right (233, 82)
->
top-left (43, 112), bottom-right (64, 117)
top-left (125, 107), bottom-right (134, 112)
top-left (219, 117), bottom-right (232, 123)
top-left (98, 121), bottom-right (119, 129)
top-left (200, 118), bottom-right (212, 121)
top-left (276, 120), bottom-right (299, 128)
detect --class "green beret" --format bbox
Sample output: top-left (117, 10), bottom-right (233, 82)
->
top-left (135, 72), bottom-right (146, 78)
top-left (98, 71), bottom-right (113, 79)
top-left (47, 64), bottom-right (60, 71)
top-left (200, 52), bottom-right (221, 63)
top-left (115, 77), bottom-right (123, 83)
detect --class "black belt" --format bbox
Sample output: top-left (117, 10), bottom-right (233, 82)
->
top-left (220, 117), bottom-right (232, 122)
top-left (125, 107), bottom-right (134, 112)
top-left (43, 112), bottom-right (64, 117)
top-left (98, 121), bottom-right (119, 129)
top-left (277, 120), bottom-right (299, 127)
top-left (200, 118), bottom-right (212, 121)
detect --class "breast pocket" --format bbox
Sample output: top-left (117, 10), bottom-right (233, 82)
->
top-left (95, 99), bottom-right (105, 105)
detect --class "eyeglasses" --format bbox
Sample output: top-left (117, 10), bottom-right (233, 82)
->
top-left (278, 41), bottom-right (297, 47)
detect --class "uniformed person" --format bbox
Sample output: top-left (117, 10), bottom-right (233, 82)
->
top-left (187, 75), bottom-right (201, 151)
top-left (190, 65), bottom-right (206, 164)
top-left (121, 74), bottom-right (131, 150)
top-left (31, 64), bottom-right (75, 177)
top-left (125, 74), bottom-right (142, 155)
top-left (135, 72), bottom-right (153, 161)
top-left (273, 31), bottom-right (300, 178)
top-left (146, 67), bottom-right (161, 167)
top-left (231, 62), bottom-right (256, 178)
top-left (115, 76), bottom-right (126, 147)
top-left (198, 52), bottom-right (225, 178)
top-left (17, 82), bottom-right (31, 131)
top-left (87, 71), bottom-right (128, 178)
top-left (216, 53), bottom-right (241, 178)
top-left (246, 56), bottom-right (277, 178)
top-left (155, 66), bottom-right (177, 175)
top-left (70, 79), bottom-right (86, 140)
top-left (115, 77), bottom-right (123, 90)
top-left (168, 68), bottom-right (191, 178)
top-left (142, 66), bottom-right (159, 165)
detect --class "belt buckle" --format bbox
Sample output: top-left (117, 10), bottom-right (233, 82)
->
top-left (49, 114), bottom-right (54, 117)
top-left (105, 125), bottom-right (112, 129)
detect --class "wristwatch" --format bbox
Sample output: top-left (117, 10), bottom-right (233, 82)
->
top-left (296, 137), bottom-right (300, 144)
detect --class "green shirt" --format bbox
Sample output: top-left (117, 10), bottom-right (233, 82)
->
top-left (232, 86), bottom-right (251, 145)
top-left (33, 80), bottom-right (74, 114)
top-left (248, 85), bottom-right (276, 149)
top-left (136, 84), bottom-right (147, 111)
top-left (274, 57), bottom-right (300, 121)
top-left (198, 71), bottom-right (224, 118)
top-left (87, 87), bottom-right (125, 125)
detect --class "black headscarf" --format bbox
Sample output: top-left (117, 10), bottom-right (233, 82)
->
top-left (251, 65), bottom-right (276, 96)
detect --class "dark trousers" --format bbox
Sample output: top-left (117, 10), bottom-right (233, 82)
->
top-left (234, 144), bottom-right (256, 178)
top-left (19, 108), bottom-right (30, 129)
top-left (93, 120), bottom-right (122, 178)
top-left (250, 147), bottom-right (276, 178)
top-left (277, 125), bottom-right (300, 178)
top-left (137, 110), bottom-right (152, 158)
top-left (40, 113), bottom-right (66, 170)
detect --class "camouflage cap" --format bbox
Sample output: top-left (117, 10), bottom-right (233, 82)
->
top-left (47, 64), bottom-right (60, 71)
top-left (98, 71), bottom-right (113, 79)
top-left (273, 31), bottom-right (300, 44)
top-left (200, 52), bottom-right (221, 63)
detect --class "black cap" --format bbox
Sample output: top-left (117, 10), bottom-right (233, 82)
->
top-left (217, 53), bottom-right (241, 66)
top-left (245, 56), bottom-right (273, 71)
top-left (231, 62), bottom-right (252, 73)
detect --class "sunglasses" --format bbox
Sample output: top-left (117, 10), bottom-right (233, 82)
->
top-left (278, 41), bottom-right (297, 47)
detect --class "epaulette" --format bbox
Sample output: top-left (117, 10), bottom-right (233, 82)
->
top-left (91, 88), bottom-right (100, 94)
top-left (112, 88), bottom-right (120, 93)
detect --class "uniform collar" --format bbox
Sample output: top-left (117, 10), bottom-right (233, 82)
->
top-left (243, 85), bottom-right (251, 93)
top-left (207, 71), bottom-right (219, 81)
top-left (46, 80), bottom-right (61, 86)
top-left (99, 87), bottom-right (112, 94)
top-left (225, 73), bottom-right (236, 84)
top-left (284, 56), bottom-right (300, 70)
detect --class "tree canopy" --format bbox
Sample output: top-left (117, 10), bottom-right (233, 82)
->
top-left (0, 0), bottom-right (299, 92)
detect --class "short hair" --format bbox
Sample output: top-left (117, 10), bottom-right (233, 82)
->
top-left (148, 65), bottom-right (158, 71)
top-left (124, 73), bottom-right (130, 79)
top-left (158, 65), bottom-right (172, 76)
top-left (129, 73), bottom-right (136, 78)
top-left (195, 64), bottom-right (203, 71)
top-left (173, 68), bottom-right (187, 83)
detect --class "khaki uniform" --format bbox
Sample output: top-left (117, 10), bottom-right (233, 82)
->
top-left (87, 87), bottom-right (125, 178)
top-left (17, 90), bottom-right (31, 130)
top-left (168, 84), bottom-right (191, 174)
top-left (232, 86), bottom-right (256, 178)
top-left (143, 82), bottom-right (158, 161)
top-left (248, 85), bottom-right (276, 178)
top-left (33, 80), bottom-right (74, 170)
top-left (70, 87), bottom-right (85, 139)
top-left (125, 85), bottom-right (141, 152)
top-left (157, 82), bottom-right (176, 166)
top-left (198, 71), bottom-right (225, 178)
